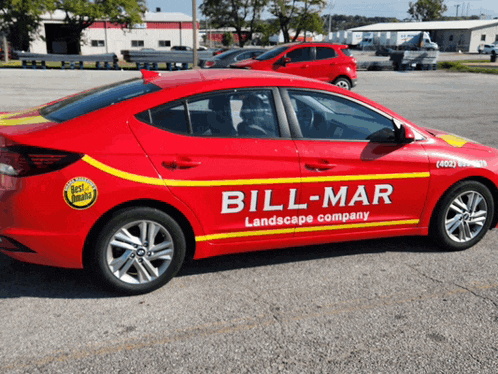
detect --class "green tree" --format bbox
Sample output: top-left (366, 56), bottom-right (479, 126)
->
top-left (270, 0), bottom-right (327, 43)
top-left (255, 19), bottom-right (279, 46)
top-left (222, 31), bottom-right (234, 47)
top-left (201, 0), bottom-right (269, 47)
top-left (408, 0), bottom-right (447, 21)
top-left (50, 0), bottom-right (146, 53)
top-left (0, 0), bottom-right (49, 51)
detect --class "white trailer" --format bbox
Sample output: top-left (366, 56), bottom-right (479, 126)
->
top-left (338, 30), bottom-right (348, 45)
top-left (358, 32), bottom-right (380, 49)
top-left (346, 31), bottom-right (363, 47)
top-left (379, 32), bottom-right (391, 47)
top-left (388, 31), bottom-right (438, 50)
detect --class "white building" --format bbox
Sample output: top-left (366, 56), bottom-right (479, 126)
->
top-left (350, 20), bottom-right (498, 52)
top-left (30, 11), bottom-right (197, 55)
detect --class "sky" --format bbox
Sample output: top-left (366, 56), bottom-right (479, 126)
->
top-left (147, 0), bottom-right (497, 20)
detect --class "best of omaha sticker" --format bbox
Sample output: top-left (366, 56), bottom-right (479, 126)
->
top-left (64, 177), bottom-right (98, 209)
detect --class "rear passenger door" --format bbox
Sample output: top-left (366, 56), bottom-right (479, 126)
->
top-left (129, 88), bottom-right (303, 246)
top-left (312, 46), bottom-right (340, 82)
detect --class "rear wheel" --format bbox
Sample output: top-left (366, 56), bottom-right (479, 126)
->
top-left (332, 77), bottom-right (351, 90)
top-left (430, 181), bottom-right (493, 251)
top-left (89, 207), bottom-right (186, 295)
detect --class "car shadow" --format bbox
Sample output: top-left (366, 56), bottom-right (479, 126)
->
top-left (0, 237), bottom-right (445, 299)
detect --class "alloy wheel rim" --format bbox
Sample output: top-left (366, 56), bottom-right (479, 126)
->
top-left (335, 80), bottom-right (349, 89)
top-left (444, 191), bottom-right (488, 243)
top-left (106, 220), bottom-right (174, 284)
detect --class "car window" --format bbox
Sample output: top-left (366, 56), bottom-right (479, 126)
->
top-left (316, 47), bottom-right (337, 60)
top-left (41, 79), bottom-right (161, 123)
top-left (234, 52), bottom-right (253, 61)
top-left (136, 102), bottom-right (189, 134)
top-left (189, 90), bottom-right (280, 138)
top-left (215, 49), bottom-right (240, 60)
top-left (286, 47), bottom-right (313, 63)
top-left (288, 90), bottom-right (395, 141)
top-left (341, 48), bottom-right (353, 56)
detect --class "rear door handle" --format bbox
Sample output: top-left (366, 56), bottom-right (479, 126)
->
top-left (162, 159), bottom-right (202, 170)
top-left (305, 162), bottom-right (336, 171)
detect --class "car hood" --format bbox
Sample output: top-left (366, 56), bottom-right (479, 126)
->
top-left (421, 126), bottom-right (494, 152)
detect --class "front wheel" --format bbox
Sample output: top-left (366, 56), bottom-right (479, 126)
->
top-left (430, 181), bottom-right (494, 251)
top-left (332, 77), bottom-right (351, 90)
top-left (89, 207), bottom-right (186, 295)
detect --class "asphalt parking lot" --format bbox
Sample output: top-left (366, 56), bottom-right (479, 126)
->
top-left (1, 69), bottom-right (498, 373)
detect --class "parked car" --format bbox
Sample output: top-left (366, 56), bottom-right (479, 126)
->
top-left (230, 42), bottom-right (357, 90)
top-left (199, 48), bottom-right (266, 68)
top-left (212, 48), bottom-right (231, 56)
top-left (171, 45), bottom-right (192, 51)
top-left (2, 69), bottom-right (498, 295)
top-left (478, 44), bottom-right (498, 54)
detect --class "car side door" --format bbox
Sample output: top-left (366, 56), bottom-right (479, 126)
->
top-left (281, 88), bottom-right (431, 244)
top-left (274, 46), bottom-right (314, 77)
top-left (310, 46), bottom-right (340, 82)
top-left (128, 88), bottom-right (302, 250)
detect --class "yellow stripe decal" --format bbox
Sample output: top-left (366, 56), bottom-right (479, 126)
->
top-left (0, 115), bottom-right (50, 127)
top-left (437, 134), bottom-right (468, 148)
top-left (299, 172), bottom-right (430, 184)
top-left (83, 155), bottom-right (430, 187)
top-left (196, 219), bottom-right (420, 242)
top-left (82, 155), bottom-right (166, 186)
top-left (163, 172), bottom-right (430, 187)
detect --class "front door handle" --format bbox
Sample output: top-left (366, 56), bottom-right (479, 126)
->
top-left (162, 159), bottom-right (202, 170)
top-left (305, 162), bottom-right (336, 171)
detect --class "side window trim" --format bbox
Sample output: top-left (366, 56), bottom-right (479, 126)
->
top-left (136, 87), bottom-right (292, 139)
top-left (135, 99), bottom-right (190, 135)
top-left (315, 47), bottom-right (337, 61)
top-left (285, 46), bottom-right (313, 63)
top-left (279, 87), bottom-right (395, 140)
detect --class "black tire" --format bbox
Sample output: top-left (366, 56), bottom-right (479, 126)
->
top-left (430, 181), bottom-right (494, 251)
top-left (89, 207), bottom-right (186, 295)
top-left (332, 77), bottom-right (351, 90)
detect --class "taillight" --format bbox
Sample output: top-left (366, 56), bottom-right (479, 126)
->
top-left (0, 141), bottom-right (82, 177)
top-left (205, 61), bottom-right (215, 68)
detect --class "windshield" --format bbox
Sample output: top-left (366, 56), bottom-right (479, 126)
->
top-left (255, 45), bottom-right (289, 61)
top-left (41, 78), bottom-right (161, 123)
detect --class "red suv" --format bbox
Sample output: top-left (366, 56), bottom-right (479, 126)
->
top-left (231, 42), bottom-right (357, 90)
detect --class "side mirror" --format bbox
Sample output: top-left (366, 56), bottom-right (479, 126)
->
top-left (394, 119), bottom-right (415, 144)
top-left (367, 120), bottom-right (415, 144)
top-left (279, 57), bottom-right (291, 66)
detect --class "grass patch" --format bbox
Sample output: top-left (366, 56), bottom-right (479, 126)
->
top-left (438, 60), bottom-right (498, 74)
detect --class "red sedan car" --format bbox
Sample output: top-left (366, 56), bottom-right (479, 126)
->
top-left (230, 42), bottom-right (357, 90)
top-left (0, 69), bottom-right (496, 294)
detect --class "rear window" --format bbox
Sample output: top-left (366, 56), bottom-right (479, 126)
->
top-left (40, 78), bottom-right (161, 123)
top-left (316, 47), bottom-right (337, 60)
top-left (341, 48), bottom-right (353, 56)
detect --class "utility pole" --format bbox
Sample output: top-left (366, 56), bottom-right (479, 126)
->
top-left (192, 0), bottom-right (198, 69)
top-left (328, 0), bottom-right (335, 41)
